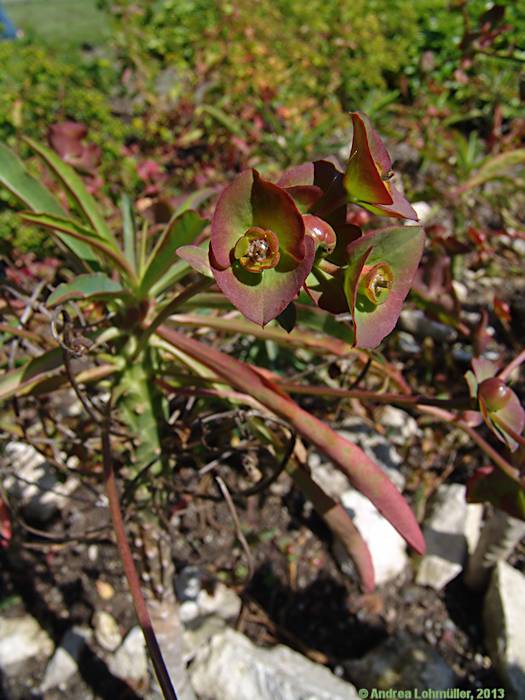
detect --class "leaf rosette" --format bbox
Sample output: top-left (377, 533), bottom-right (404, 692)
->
top-left (209, 169), bottom-right (315, 326)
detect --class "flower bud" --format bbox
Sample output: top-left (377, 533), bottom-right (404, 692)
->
top-left (478, 377), bottom-right (513, 412)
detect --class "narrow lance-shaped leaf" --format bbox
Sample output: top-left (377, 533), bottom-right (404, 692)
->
top-left (140, 210), bottom-right (208, 295)
top-left (120, 193), bottom-right (137, 273)
top-left (0, 348), bottom-right (64, 402)
top-left (0, 143), bottom-right (96, 263)
top-left (47, 273), bottom-right (126, 307)
top-left (157, 325), bottom-right (425, 555)
top-left (25, 137), bottom-right (118, 248)
top-left (289, 459), bottom-right (375, 591)
top-left (22, 212), bottom-right (137, 283)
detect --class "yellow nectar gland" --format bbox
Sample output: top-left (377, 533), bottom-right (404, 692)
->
top-left (233, 226), bottom-right (280, 273)
top-left (359, 262), bottom-right (393, 305)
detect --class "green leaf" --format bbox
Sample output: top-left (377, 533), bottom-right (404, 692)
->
top-left (120, 193), bottom-right (137, 273)
top-left (0, 349), bottom-right (64, 402)
top-left (175, 244), bottom-right (213, 278)
top-left (24, 137), bottom-right (117, 248)
top-left (456, 149), bottom-right (525, 194)
top-left (22, 212), bottom-right (136, 282)
top-left (140, 211), bottom-right (208, 296)
top-left (47, 273), bottom-right (126, 307)
top-left (141, 211), bottom-right (209, 296)
top-left (0, 143), bottom-right (95, 263)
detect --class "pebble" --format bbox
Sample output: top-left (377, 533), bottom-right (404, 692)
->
top-left (93, 610), bottom-right (122, 652)
top-left (0, 615), bottom-right (53, 670)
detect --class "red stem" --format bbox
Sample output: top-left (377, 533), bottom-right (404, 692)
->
top-left (498, 348), bottom-right (525, 383)
top-left (101, 424), bottom-right (178, 700)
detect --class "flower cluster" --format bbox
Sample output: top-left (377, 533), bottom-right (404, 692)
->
top-left (208, 113), bottom-right (425, 347)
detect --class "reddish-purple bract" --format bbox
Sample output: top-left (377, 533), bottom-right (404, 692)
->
top-left (344, 226), bottom-right (425, 348)
top-left (209, 169), bottom-right (315, 326)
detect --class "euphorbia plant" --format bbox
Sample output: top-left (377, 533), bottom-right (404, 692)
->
top-left (6, 113), bottom-right (522, 698)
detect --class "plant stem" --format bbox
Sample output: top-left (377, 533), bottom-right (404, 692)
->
top-left (101, 419), bottom-right (178, 700)
top-left (498, 348), bottom-right (525, 382)
top-left (276, 381), bottom-right (473, 410)
top-left (133, 278), bottom-right (213, 360)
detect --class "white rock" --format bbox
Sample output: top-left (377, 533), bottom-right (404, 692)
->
top-left (93, 611), bottom-right (122, 652)
top-left (0, 615), bottom-right (53, 669)
top-left (484, 561), bottom-right (525, 699)
top-left (337, 418), bottom-right (405, 490)
top-left (3, 441), bottom-right (78, 522)
top-left (108, 626), bottom-right (148, 684)
top-left (336, 490), bottom-right (408, 585)
top-left (416, 484), bottom-right (472, 590)
top-left (41, 626), bottom-right (91, 691)
top-left (377, 406), bottom-right (421, 446)
top-left (180, 601), bottom-right (201, 623)
top-left (190, 628), bottom-right (359, 700)
top-left (465, 503), bottom-right (484, 557)
top-left (197, 583), bottom-right (241, 621)
top-left (410, 201), bottom-right (432, 224)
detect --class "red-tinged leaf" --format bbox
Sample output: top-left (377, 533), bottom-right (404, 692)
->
top-left (344, 113), bottom-right (393, 206)
top-left (467, 466), bottom-right (525, 521)
top-left (343, 113), bottom-right (418, 221)
top-left (176, 244), bottom-right (213, 278)
top-left (344, 226), bottom-right (425, 348)
top-left (157, 324), bottom-right (425, 554)
top-left (211, 236), bottom-right (316, 326)
top-left (290, 462), bottom-right (374, 591)
top-left (278, 160), bottom-right (346, 217)
top-left (0, 496), bottom-right (11, 549)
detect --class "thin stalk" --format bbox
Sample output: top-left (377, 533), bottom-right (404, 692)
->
top-left (276, 381), bottom-right (473, 410)
top-left (498, 348), bottom-right (525, 382)
top-left (101, 420), bottom-right (178, 700)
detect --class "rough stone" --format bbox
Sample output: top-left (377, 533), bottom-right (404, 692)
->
top-left (108, 626), bottom-right (148, 684)
top-left (3, 441), bottom-right (78, 522)
top-left (190, 628), bottom-right (359, 700)
top-left (484, 561), bottom-right (525, 699)
top-left (196, 582), bottom-right (241, 621)
top-left (93, 610), bottom-right (122, 652)
top-left (376, 406), bottom-right (421, 446)
top-left (41, 626), bottom-right (91, 691)
top-left (416, 484), bottom-right (475, 590)
top-left (337, 418), bottom-right (405, 490)
top-left (344, 633), bottom-right (455, 691)
top-left (0, 615), bottom-right (53, 669)
top-left (336, 489), bottom-right (408, 585)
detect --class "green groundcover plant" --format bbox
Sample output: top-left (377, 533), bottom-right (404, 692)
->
top-left (0, 112), bottom-right (523, 699)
